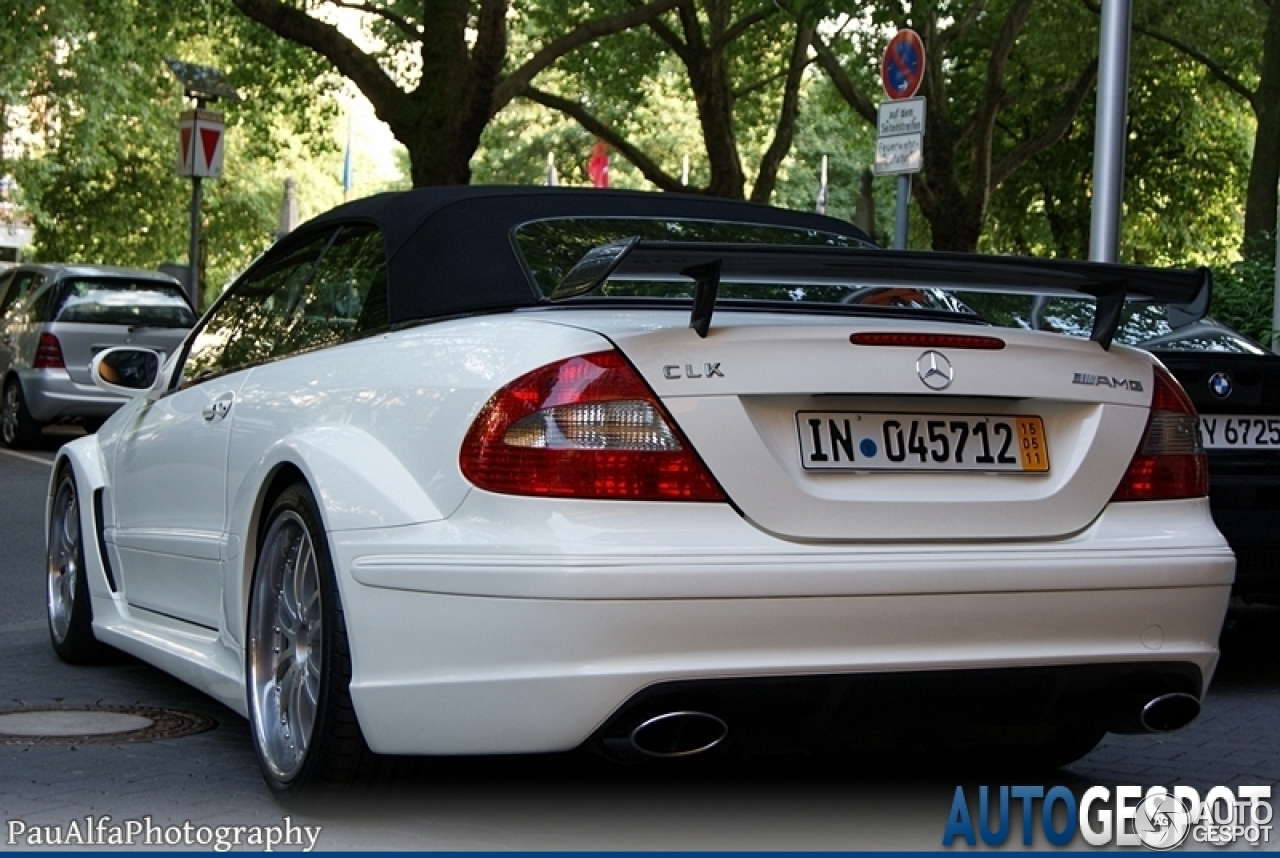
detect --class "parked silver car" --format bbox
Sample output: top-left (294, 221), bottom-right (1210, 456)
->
top-left (0, 264), bottom-right (195, 447)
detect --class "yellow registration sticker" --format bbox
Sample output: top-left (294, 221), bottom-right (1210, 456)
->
top-left (1016, 417), bottom-right (1050, 472)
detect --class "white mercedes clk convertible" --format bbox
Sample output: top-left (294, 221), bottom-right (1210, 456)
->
top-left (44, 187), bottom-right (1233, 796)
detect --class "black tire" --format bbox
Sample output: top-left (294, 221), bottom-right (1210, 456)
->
top-left (46, 467), bottom-right (113, 664)
top-left (246, 483), bottom-right (373, 798)
top-left (1, 377), bottom-right (42, 448)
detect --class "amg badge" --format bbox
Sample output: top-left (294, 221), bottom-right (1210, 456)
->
top-left (1073, 373), bottom-right (1143, 392)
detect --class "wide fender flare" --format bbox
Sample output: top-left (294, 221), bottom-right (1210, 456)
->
top-left (225, 425), bottom-right (457, 643)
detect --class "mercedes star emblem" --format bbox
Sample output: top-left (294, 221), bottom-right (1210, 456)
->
top-left (916, 350), bottom-right (954, 391)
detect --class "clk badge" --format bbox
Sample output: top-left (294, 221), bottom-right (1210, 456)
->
top-left (1209, 372), bottom-right (1232, 398)
top-left (916, 350), bottom-right (953, 391)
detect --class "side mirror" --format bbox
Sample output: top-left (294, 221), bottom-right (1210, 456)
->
top-left (90, 347), bottom-right (164, 398)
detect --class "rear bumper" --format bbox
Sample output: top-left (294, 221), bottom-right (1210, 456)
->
top-left (19, 369), bottom-right (127, 422)
top-left (330, 496), bottom-right (1233, 756)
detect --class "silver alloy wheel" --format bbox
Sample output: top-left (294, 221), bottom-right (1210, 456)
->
top-left (1, 383), bottom-right (19, 446)
top-left (248, 510), bottom-right (323, 784)
top-left (47, 477), bottom-right (80, 645)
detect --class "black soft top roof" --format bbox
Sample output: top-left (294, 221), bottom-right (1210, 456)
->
top-left (289, 186), bottom-right (872, 324)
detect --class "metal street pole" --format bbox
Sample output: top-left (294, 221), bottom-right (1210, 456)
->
top-left (185, 92), bottom-right (207, 310)
top-left (1089, 0), bottom-right (1132, 263)
top-left (188, 174), bottom-right (202, 308)
top-left (1272, 198), bottom-right (1280, 351)
top-left (894, 174), bottom-right (911, 249)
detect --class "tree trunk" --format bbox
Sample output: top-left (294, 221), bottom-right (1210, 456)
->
top-left (913, 9), bottom-right (984, 252)
top-left (399, 0), bottom-right (488, 187)
top-left (683, 0), bottom-right (746, 199)
top-left (1243, 0), bottom-right (1280, 256)
top-left (750, 19), bottom-right (815, 204)
top-left (233, 0), bottom-right (677, 189)
top-left (402, 117), bottom-right (475, 186)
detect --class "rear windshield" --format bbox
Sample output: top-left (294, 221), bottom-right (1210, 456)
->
top-left (959, 293), bottom-right (1270, 354)
top-left (511, 217), bottom-right (973, 314)
top-left (54, 278), bottom-right (196, 327)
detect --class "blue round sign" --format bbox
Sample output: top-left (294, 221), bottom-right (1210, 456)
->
top-left (882, 29), bottom-right (926, 100)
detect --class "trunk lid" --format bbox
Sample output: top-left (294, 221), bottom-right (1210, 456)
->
top-left (556, 311), bottom-right (1156, 542)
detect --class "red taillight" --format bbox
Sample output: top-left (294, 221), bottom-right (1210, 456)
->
top-left (1111, 364), bottom-right (1207, 501)
top-left (460, 350), bottom-right (726, 501)
top-left (34, 334), bottom-right (65, 369)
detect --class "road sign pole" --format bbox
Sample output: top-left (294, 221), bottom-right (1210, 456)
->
top-left (894, 174), bottom-right (911, 249)
top-left (877, 31), bottom-right (925, 250)
top-left (186, 94), bottom-right (206, 310)
top-left (167, 60), bottom-right (241, 311)
top-left (188, 175), bottom-right (202, 309)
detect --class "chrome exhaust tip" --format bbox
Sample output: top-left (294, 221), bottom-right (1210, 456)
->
top-left (629, 711), bottom-right (728, 758)
top-left (1140, 692), bottom-right (1201, 732)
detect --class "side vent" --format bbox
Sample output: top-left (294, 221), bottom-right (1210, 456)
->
top-left (92, 488), bottom-right (118, 592)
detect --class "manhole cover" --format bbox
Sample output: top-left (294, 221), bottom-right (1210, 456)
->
top-left (0, 705), bottom-right (216, 745)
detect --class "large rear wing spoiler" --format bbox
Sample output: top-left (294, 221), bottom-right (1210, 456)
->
top-left (549, 240), bottom-right (1212, 350)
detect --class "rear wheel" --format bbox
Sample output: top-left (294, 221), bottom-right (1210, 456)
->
top-left (246, 484), bottom-right (371, 798)
top-left (1, 378), bottom-right (42, 448)
top-left (46, 468), bottom-right (112, 664)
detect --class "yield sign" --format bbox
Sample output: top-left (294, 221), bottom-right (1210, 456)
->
top-left (199, 127), bottom-right (223, 172)
top-left (881, 29), bottom-right (926, 100)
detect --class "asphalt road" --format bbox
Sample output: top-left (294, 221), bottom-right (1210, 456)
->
top-left (1, 435), bottom-right (1278, 851)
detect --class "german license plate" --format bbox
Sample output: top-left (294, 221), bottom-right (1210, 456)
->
top-left (797, 412), bottom-right (1050, 472)
top-left (1199, 415), bottom-right (1280, 450)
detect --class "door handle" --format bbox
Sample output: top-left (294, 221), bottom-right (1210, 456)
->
top-left (201, 393), bottom-right (234, 422)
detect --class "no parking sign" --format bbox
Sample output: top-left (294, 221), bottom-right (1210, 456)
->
top-left (881, 29), bottom-right (926, 100)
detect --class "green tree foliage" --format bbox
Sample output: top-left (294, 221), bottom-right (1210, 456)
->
top-left (1091, 0), bottom-right (1279, 259)
top-left (519, 0), bottom-right (818, 201)
top-left (4, 0), bottom-right (1269, 319)
top-left (5, 0), bottom-right (345, 306)
top-left (815, 0), bottom-right (1099, 252)
top-left (473, 62), bottom-right (705, 190)
top-left (1210, 244), bottom-right (1276, 344)
top-left (231, 0), bottom-right (681, 187)
top-left (983, 41), bottom-right (1253, 267)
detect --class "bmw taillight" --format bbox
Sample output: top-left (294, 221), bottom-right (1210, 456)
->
top-left (1111, 364), bottom-right (1207, 501)
top-left (34, 334), bottom-right (65, 369)
top-left (460, 350), bottom-right (726, 501)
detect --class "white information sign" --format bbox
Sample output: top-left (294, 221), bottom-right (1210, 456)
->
top-left (878, 97), bottom-right (926, 137)
top-left (874, 96), bottom-right (925, 176)
top-left (875, 133), bottom-right (923, 175)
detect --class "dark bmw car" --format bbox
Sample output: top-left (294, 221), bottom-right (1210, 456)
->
top-left (1142, 317), bottom-right (1280, 602)
top-left (966, 294), bottom-right (1280, 602)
